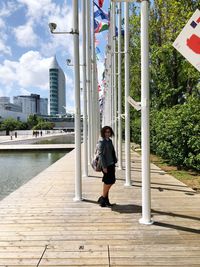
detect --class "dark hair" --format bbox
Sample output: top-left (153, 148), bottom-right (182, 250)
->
top-left (101, 126), bottom-right (114, 138)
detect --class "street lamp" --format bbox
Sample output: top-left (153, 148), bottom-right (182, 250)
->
top-left (66, 59), bottom-right (72, 66)
top-left (48, 0), bottom-right (82, 202)
top-left (66, 59), bottom-right (85, 67)
top-left (48, 23), bottom-right (75, 35)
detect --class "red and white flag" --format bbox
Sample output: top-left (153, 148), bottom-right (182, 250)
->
top-left (98, 0), bottom-right (104, 8)
top-left (173, 9), bottom-right (200, 72)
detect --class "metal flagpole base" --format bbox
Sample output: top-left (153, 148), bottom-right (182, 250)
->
top-left (73, 197), bottom-right (82, 202)
top-left (124, 182), bottom-right (132, 187)
top-left (139, 218), bottom-right (154, 225)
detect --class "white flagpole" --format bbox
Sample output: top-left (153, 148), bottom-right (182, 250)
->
top-left (113, 3), bottom-right (117, 151)
top-left (124, 2), bottom-right (131, 186)
top-left (117, 2), bottom-right (122, 170)
top-left (73, 0), bottom-right (82, 201)
top-left (81, 0), bottom-right (88, 177)
top-left (86, 0), bottom-right (92, 164)
top-left (139, 0), bottom-right (153, 225)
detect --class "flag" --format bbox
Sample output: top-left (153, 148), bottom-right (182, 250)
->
top-left (187, 34), bottom-right (200, 54)
top-left (98, 0), bottom-right (104, 8)
top-left (94, 19), bottom-right (109, 33)
top-left (98, 84), bottom-right (101, 92)
top-left (94, 1), bottom-right (109, 21)
top-left (94, 18), bottom-right (101, 33)
top-left (102, 71), bottom-right (105, 80)
top-left (96, 47), bottom-right (101, 54)
top-left (173, 9), bottom-right (200, 72)
top-left (115, 26), bottom-right (125, 37)
top-left (95, 36), bottom-right (100, 46)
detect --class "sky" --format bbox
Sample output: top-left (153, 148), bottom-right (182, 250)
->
top-left (0, 0), bottom-right (110, 113)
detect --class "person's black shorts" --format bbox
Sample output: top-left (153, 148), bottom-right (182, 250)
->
top-left (102, 164), bottom-right (116, 185)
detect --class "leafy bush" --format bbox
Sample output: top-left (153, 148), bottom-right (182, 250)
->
top-left (150, 96), bottom-right (200, 171)
top-left (130, 116), bottom-right (141, 145)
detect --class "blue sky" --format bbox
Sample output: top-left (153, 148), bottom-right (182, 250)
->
top-left (0, 0), bottom-right (110, 112)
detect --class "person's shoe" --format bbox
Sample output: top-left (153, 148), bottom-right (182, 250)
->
top-left (98, 196), bottom-right (106, 207)
top-left (97, 196), bottom-right (103, 203)
top-left (105, 196), bottom-right (114, 207)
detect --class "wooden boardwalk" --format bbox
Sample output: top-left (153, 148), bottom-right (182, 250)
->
top-left (0, 148), bottom-right (199, 266)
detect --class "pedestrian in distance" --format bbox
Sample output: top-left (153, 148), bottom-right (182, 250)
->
top-left (97, 126), bottom-right (117, 207)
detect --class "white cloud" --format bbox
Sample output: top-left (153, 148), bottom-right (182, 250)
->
top-left (0, 40), bottom-right (12, 56)
top-left (17, 0), bottom-right (56, 22)
top-left (14, 22), bottom-right (39, 48)
top-left (14, 0), bottom-right (74, 58)
top-left (0, 18), bottom-right (5, 28)
top-left (0, 1), bottom-right (20, 17)
top-left (0, 51), bottom-right (51, 90)
top-left (0, 7), bottom-right (13, 56)
top-left (19, 87), bottom-right (31, 95)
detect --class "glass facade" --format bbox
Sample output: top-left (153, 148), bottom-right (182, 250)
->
top-left (49, 69), bottom-right (58, 115)
top-left (49, 56), bottom-right (66, 115)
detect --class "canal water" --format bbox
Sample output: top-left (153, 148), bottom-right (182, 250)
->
top-left (0, 135), bottom-right (74, 201)
top-left (0, 151), bottom-right (66, 201)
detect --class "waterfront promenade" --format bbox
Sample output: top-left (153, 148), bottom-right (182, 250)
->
top-left (0, 132), bottom-right (75, 150)
top-left (0, 132), bottom-right (73, 145)
top-left (0, 146), bottom-right (199, 266)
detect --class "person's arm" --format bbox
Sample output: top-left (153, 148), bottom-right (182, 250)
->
top-left (113, 147), bottom-right (118, 164)
top-left (98, 140), bottom-right (107, 170)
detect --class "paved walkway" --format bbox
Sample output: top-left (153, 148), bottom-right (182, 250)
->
top-left (0, 132), bottom-right (73, 145)
top-left (0, 147), bottom-right (199, 266)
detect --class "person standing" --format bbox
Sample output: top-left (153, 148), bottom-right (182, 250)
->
top-left (98, 126), bottom-right (117, 207)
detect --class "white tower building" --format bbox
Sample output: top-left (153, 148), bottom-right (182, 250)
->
top-left (49, 56), bottom-right (66, 115)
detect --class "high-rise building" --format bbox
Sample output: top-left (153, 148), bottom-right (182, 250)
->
top-left (13, 94), bottom-right (48, 115)
top-left (49, 56), bottom-right (66, 115)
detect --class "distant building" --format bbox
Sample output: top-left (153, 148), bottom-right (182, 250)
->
top-left (13, 94), bottom-right (48, 115)
top-left (0, 97), bottom-right (10, 105)
top-left (3, 103), bottom-right (22, 112)
top-left (0, 96), bottom-right (25, 120)
top-left (49, 56), bottom-right (66, 115)
top-left (0, 106), bottom-right (27, 122)
top-left (39, 98), bottom-right (48, 115)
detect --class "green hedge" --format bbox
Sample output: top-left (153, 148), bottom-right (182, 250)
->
top-left (150, 96), bottom-right (200, 171)
top-left (130, 96), bottom-right (200, 171)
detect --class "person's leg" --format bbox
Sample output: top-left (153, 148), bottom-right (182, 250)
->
top-left (103, 183), bottom-right (112, 198)
top-left (98, 165), bottom-right (115, 207)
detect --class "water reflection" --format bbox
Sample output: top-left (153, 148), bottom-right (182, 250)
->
top-left (0, 151), bottom-right (66, 200)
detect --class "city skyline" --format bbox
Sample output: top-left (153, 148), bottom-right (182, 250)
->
top-left (0, 0), bottom-right (109, 112)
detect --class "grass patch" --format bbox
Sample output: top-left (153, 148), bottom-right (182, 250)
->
top-left (150, 154), bottom-right (200, 192)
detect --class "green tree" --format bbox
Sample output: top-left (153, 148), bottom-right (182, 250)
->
top-left (0, 118), bottom-right (26, 134)
top-left (149, 0), bottom-right (199, 109)
top-left (27, 114), bottom-right (43, 129)
top-left (33, 121), bottom-right (54, 130)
